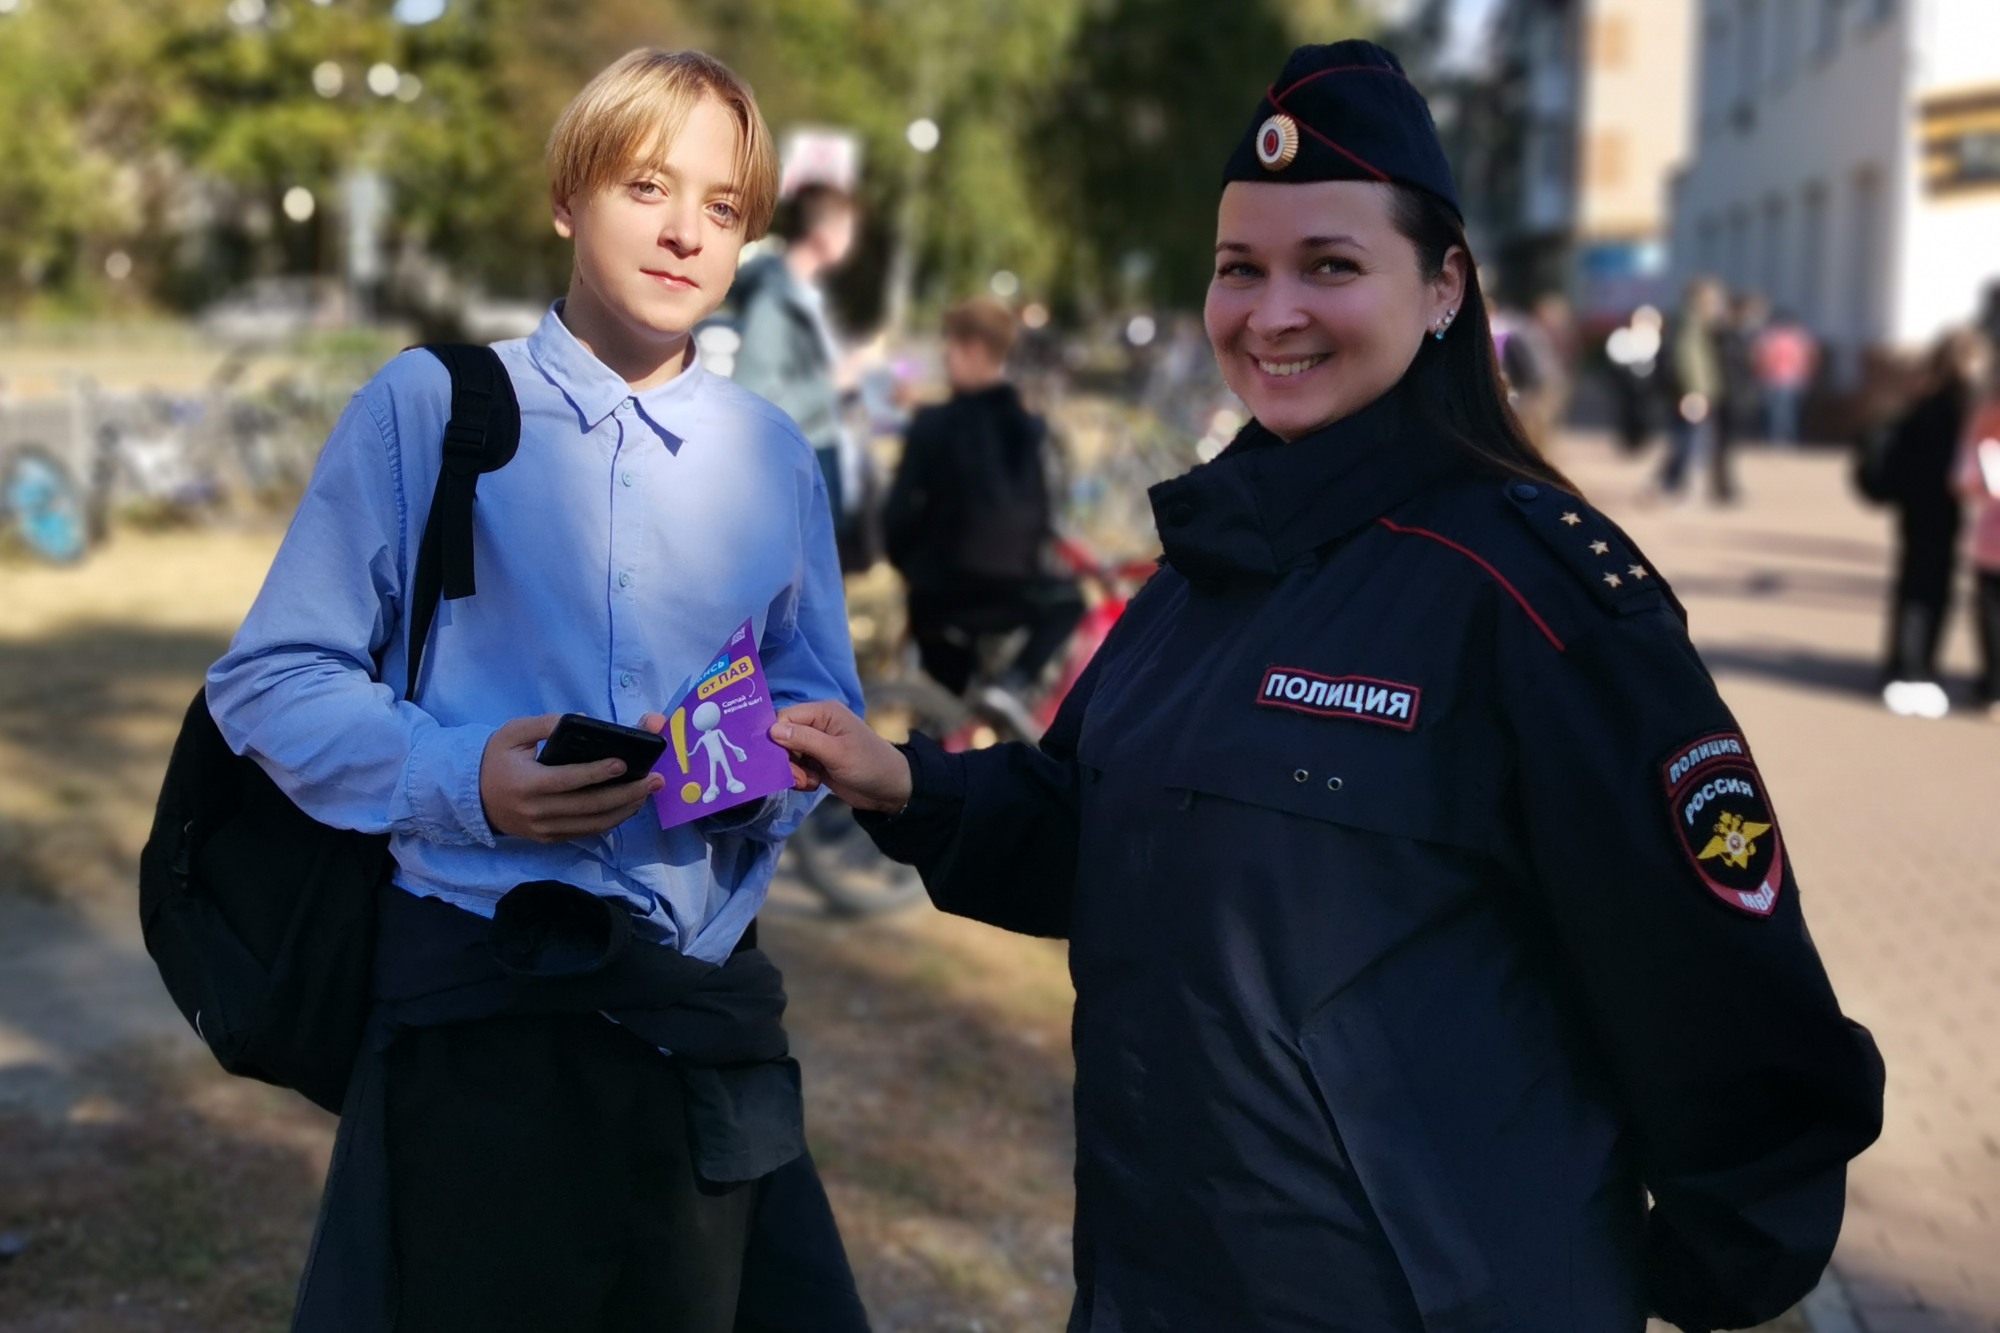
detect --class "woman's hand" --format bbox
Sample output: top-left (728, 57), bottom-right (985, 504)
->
top-left (771, 702), bottom-right (913, 813)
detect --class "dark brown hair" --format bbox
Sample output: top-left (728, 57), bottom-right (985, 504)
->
top-left (1387, 185), bottom-right (1577, 493)
top-left (771, 182), bottom-right (856, 245)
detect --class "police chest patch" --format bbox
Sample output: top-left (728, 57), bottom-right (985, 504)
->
top-left (1661, 731), bottom-right (1784, 917)
top-left (1257, 667), bottom-right (1420, 730)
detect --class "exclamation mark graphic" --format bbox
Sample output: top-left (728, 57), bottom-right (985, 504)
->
top-left (670, 708), bottom-right (701, 804)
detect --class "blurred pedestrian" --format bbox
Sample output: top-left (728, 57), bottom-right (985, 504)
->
top-left (206, 49), bottom-right (867, 1331)
top-left (1956, 387), bottom-right (2000, 718)
top-left (733, 183), bottom-right (862, 540)
top-left (1657, 276), bottom-right (1729, 502)
top-left (1878, 329), bottom-right (1991, 718)
top-left (1604, 304), bottom-right (1665, 454)
top-left (1754, 308), bottom-right (1818, 447)
top-left (1501, 291), bottom-right (1575, 451)
top-left (776, 40), bottom-right (1881, 1333)
top-left (883, 296), bottom-right (1082, 716)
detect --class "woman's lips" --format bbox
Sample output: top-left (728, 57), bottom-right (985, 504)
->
top-left (1251, 352), bottom-right (1330, 380)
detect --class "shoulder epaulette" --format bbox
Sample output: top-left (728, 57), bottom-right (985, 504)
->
top-left (1501, 481), bottom-right (1665, 617)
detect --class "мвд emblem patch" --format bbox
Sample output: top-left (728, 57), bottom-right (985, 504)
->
top-left (1660, 731), bottom-right (1784, 917)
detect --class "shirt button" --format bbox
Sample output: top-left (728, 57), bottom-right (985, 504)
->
top-left (618, 571), bottom-right (633, 588)
top-left (621, 470), bottom-right (634, 487)
top-left (619, 671), bottom-right (635, 688)
top-left (1510, 482), bottom-right (1540, 501)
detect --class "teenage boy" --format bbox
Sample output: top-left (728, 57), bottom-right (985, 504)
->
top-left (883, 297), bottom-right (1082, 715)
top-left (206, 49), bottom-right (864, 1333)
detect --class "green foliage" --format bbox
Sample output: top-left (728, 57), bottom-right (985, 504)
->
top-left (0, 0), bottom-right (1384, 318)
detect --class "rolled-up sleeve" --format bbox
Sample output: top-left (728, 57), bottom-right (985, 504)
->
top-left (206, 384), bottom-right (498, 844)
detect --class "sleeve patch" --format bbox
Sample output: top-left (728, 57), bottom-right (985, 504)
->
top-left (1660, 731), bottom-right (1784, 918)
top-left (1503, 483), bottom-right (1664, 615)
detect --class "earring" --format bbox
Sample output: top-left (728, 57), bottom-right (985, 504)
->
top-left (1432, 308), bottom-right (1456, 340)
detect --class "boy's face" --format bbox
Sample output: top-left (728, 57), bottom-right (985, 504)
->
top-left (554, 96), bottom-right (750, 346)
top-left (944, 336), bottom-right (1003, 391)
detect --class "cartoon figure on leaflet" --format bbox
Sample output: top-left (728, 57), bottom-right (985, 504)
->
top-left (690, 700), bottom-right (748, 802)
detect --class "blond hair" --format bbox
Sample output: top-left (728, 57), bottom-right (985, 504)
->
top-left (546, 49), bottom-right (779, 240)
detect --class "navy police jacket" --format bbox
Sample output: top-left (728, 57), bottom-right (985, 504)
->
top-left (865, 385), bottom-right (1884, 1333)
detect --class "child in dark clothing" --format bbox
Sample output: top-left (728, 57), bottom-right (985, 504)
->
top-left (884, 298), bottom-right (1083, 717)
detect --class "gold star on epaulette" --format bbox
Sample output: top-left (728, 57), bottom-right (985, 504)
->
top-left (1603, 572), bottom-right (1622, 588)
top-left (1629, 564), bottom-right (1649, 580)
top-left (1588, 540), bottom-right (1610, 556)
top-left (1560, 511), bottom-right (1582, 526)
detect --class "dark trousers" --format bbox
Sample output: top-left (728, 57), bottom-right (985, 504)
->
top-left (386, 1011), bottom-right (756, 1333)
top-left (1976, 570), bottom-right (2000, 703)
top-left (907, 576), bottom-right (1086, 696)
top-left (1885, 506), bottom-right (1962, 682)
top-left (1659, 415), bottom-right (1735, 500)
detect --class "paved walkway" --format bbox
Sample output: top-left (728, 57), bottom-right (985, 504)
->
top-left (1564, 435), bottom-right (2000, 1333)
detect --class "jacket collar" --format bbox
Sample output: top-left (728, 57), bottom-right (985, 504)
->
top-left (1149, 384), bottom-right (1456, 581)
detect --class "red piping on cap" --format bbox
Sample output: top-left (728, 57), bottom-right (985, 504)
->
top-left (1271, 63), bottom-right (1416, 103)
top-left (1376, 517), bottom-right (1567, 652)
top-left (1262, 83), bottom-right (1391, 182)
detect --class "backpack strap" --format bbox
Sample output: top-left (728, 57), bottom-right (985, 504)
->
top-left (405, 344), bottom-right (521, 700)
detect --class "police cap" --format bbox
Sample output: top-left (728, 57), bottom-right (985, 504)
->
top-left (1222, 40), bottom-right (1461, 220)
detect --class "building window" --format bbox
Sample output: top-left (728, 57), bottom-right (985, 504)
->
top-left (1738, 0), bottom-right (1766, 108)
top-left (1589, 130), bottom-right (1629, 191)
top-left (1846, 167), bottom-right (1881, 344)
top-left (1761, 195), bottom-right (1789, 305)
top-left (1773, 0), bottom-right (1802, 86)
top-left (1799, 180), bottom-right (1827, 329)
top-left (1703, 12), bottom-right (1731, 133)
top-left (1697, 216), bottom-right (1722, 277)
top-left (1720, 208), bottom-right (1752, 290)
top-left (1590, 13), bottom-right (1631, 68)
top-left (1815, 0), bottom-right (1847, 59)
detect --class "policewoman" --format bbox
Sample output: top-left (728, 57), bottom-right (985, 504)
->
top-left (775, 41), bottom-right (1884, 1333)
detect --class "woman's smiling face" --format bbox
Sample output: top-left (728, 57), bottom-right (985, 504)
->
top-left (1205, 179), bottom-right (1462, 441)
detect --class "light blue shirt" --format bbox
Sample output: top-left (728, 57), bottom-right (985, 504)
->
top-left (207, 305), bottom-right (862, 963)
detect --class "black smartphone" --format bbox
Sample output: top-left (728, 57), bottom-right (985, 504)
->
top-left (537, 714), bottom-right (668, 783)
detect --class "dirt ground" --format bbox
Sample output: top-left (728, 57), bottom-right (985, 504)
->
top-left (0, 525), bottom-right (1077, 1332)
top-left (0, 521), bottom-right (1811, 1333)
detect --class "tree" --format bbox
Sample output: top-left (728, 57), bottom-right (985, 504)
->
top-left (1032, 0), bottom-right (1380, 312)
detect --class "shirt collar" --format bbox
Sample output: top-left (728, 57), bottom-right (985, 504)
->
top-left (526, 301), bottom-right (706, 445)
top-left (1149, 384), bottom-right (1457, 582)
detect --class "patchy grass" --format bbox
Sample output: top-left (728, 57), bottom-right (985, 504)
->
top-left (0, 525), bottom-right (1817, 1333)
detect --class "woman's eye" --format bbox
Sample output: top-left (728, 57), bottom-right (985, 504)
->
top-left (1216, 262), bottom-right (1260, 280)
top-left (1312, 256), bottom-right (1360, 276)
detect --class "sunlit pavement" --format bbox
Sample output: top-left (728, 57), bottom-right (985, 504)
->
top-left (1557, 432), bottom-right (2000, 1333)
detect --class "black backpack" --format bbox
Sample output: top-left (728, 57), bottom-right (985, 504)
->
top-left (138, 345), bottom-right (520, 1113)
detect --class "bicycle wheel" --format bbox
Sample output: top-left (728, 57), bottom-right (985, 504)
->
top-left (787, 678), bottom-right (969, 918)
top-left (1, 446), bottom-right (90, 564)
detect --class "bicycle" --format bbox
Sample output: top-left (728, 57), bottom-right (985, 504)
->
top-left (786, 536), bottom-right (1158, 916)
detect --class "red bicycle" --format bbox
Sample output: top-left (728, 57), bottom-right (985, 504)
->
top-left (787, 537), bottom-right (1159, 915)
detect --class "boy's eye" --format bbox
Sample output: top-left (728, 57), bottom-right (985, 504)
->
top-left (631, 180), bottom-right (664, 198)
top-left (709, 201), bottom-right (740, 226)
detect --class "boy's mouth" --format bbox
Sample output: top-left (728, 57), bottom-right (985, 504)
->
top-left (642, 269), bottom-right (699, 291)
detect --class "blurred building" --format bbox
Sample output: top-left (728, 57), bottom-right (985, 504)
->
top-left (1670, 0), bottom-right (2000, 380)
top-left (1446, 0), bottom-right (1692, 321)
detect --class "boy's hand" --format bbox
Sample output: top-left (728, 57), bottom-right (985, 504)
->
top-left (771, 703), bottom-right (912, 813)
top-left (480, 715), bottom-right (665, 844)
